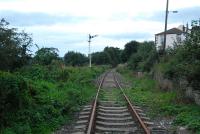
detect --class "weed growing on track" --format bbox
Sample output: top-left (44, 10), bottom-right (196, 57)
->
top-left (117, 66), bottom-right (200, 133)
top-left (99, 88), bottom-right (125, 105)
top-left (0, 65), bottom-right (107, 134)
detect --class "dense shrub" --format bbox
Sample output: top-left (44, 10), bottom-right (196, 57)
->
top-left (17, 65), bottom-right (70, 82)
top-left (128, 41), bottom-right (158, 71)
top-left (0, 71), bottom-right (33, 128)
top-left (163, 25), bottom-right (200, 90)
top-left (0, 65), bottom-right (106, 133)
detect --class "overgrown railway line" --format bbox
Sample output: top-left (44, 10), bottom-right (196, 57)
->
top-left (59, 71), bottom-right (167, 134)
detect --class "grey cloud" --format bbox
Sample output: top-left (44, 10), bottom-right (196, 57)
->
top-left (30, 31), bottom-right (89, 55)
top-left (169, 6), bottom-right (200, 23)
top-left (104, 32), bottom-right (152, 40)
top-left (0, 10), bottom-right (88, 26)
top-left (136, 6), bottom-right (200, 24)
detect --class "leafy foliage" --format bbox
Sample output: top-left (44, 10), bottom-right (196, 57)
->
top-left (34, 47), bottom-right (60, 65)
top-left (0, 18), bottom-right (34, 71)
top-left (64, 51), bottom-right (88, 66)
top-left (128, 41), bottom-right (158, 71)
top-left (121, 40), bottom-right (139, 63)
top-left (163, 25), bottom-right (200, 90)
top-left (103, 47), bottom-right (122, 67)
top-left (92, 52), bottom-right (110, 65)
top-left (0, 71), bottom-right (33, 128)
top-left (91, 47), bottom-right (122, 67)
top-left (0, 65), bottom-right (106, 134)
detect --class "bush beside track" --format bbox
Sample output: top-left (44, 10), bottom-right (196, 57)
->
top-left (0, 65), bottom-right (107, 134)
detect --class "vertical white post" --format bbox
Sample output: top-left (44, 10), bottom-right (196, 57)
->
top-left (89, 40), bottom-right (91, 68)
top-left (88, 34), bottom-right (97, 68)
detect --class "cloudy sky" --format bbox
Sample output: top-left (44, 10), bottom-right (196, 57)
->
top-left (0, 0), bottom-right (200, 56)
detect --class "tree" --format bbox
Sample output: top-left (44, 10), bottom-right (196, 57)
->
top-left (104, 47), bottom-right (122, 67)
top-left (64, 51), bottom-right (88, 66)
top-left (121, 40), bottom-right (139, 63)
top-left (34, 47), bottom-right (60, 65)
top-left (128, 41), bottom-right (157, 71)
top-left (92, 52), bottom-right (110, 65)
top-left (0, 18), bottom-right (34, 71)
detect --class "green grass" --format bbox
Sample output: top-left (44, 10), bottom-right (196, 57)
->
top-left (117, 66), bottom-right (200, 133)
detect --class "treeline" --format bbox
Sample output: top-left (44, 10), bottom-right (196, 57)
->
top-left (0, 18), bottom-right (157, 70)
top-left (92, 41), bottom-right (157, 69)
top-left (0, 18), bottom-right (156, 70)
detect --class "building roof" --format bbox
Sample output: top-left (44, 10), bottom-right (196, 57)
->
top-left (155, 28), bottom-right (185, 35)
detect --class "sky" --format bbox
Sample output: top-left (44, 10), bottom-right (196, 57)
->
top-left (0, 0), bottom-right (200, 56)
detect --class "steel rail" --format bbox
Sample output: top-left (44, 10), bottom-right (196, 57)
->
top-left (113, 73), bottom-right (151, 134)
top-left (86, 72), bottom-right (108, 134)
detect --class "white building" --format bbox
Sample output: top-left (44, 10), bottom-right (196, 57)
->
top-left (155, 25), bottom-right (187, 50)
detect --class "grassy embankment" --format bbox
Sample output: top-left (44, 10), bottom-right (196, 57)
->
top-left (117, 66), bottom-right (200, 133)
top-left (0, 65), bottom-right (107, 134)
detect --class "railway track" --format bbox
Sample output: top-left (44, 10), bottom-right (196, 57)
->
top-left (69, 70), bottom-right (167, 134)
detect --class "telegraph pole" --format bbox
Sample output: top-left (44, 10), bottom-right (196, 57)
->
top-left (162, 0), bottom-right (178, 54)
top-left (88, 34), bottom-right (98, 68)
top-left (163, 0), bottom-right (169, 54)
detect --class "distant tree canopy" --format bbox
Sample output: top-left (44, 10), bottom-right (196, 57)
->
top-left (104, 47), bottom-right (122, 67)
top-left (92, 52), bottom-right (109, 65)
top-left (0, 19), bottom-right (34, 71)
top-left (34, 47), bottom-right (60, 65)
top-left (121, 40), bottom-right (139, 63)
top-left (64, 51), bottom-right (88, 66)
top-left (92, 47), bottom-right (122, 67)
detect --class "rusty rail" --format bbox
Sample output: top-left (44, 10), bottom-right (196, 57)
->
top-left (113, 73), bottom-right (151, 134)
top-left (86, 72), bottom-right (107, 134)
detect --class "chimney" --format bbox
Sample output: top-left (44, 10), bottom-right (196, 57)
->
top-left (177, 25), bottom-right (184, 31)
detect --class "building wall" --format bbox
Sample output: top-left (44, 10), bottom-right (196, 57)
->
top-left (155, 33), bottom-right (185, 49)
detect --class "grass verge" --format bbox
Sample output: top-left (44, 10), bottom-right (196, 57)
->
top-left (117, 66), bottom-right (200, 133)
